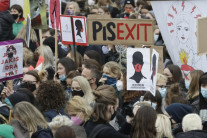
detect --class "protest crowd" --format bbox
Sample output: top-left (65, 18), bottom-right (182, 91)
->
top-left (0, 0), bottom-right (207, 138)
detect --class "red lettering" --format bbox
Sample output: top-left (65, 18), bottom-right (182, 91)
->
top-left (168, 22), bottom-right (173, 26)
top-left (125, 24), bottom-right (136, 40)
top-left (5, 72), bottom-right (10, 77)
top-left (5, 59), bottom-right (8, 64)
top-left (117, 23), bottom-right (124, 40)
top-left (10, 65), bottom-right (13, 69)
top-left (16, 57), bottom-right (19, 61)
top-left (9, 58), bottom-right (13, 63)
top-left (15, 70), bottom-right (18, 74)
top-left (140, 24), bottom-right (152, 42)
top-left (137, 24), bottom-right (140, 40)
top-left (14, 64), bottom-right (17, 69)
top-left (168, 14), bottom-right (174, 19)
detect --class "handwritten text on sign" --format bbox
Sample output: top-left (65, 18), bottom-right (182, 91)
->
top-left (87, 18), bottom-right (155, 45)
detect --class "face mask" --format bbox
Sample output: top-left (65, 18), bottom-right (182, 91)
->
top-left (185, 79), bottom-right (190, 90)
top-left (60, 75), bottom-right (66, 81)
top-left (158, 87), bottom-right (167, 98)
top-left (201, 87), bottom-right (207, 98)
top-left (67, 10), bottom-right (74, 15)
top-left (71, 90), bottom-right (84, 97)
top-left (88, 0), bottom-right (95, 6)
top-left (4, 98), bottom-right (13, 108)
top-left (61, 45), bottom-right (69, 52)
top-left (134, 64), bottom-right (142, 72)
top-left (116, 80), bottom-right (123, 91)
top-left (125, 9), bottom-right (133, 13)
top-left (19, 82), bottom-right (36, 92)
top-left (154, 35), bottom-right (159, 42)
top-left (12, 14), bottom-right (19, 20)
top-left (67, 88), bottom-right (71, 93)
top-left (71, 116), bottom-right (83, 125)
top-left (102, 74), bottom-right (117, 86)
top-left (144, 101), bottom-right (157, 110)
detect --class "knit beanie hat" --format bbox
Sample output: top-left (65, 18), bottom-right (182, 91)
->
top-left (124, 0), bottom-right (135, 8)
top-left (7, 92), bottom-right (30, 107)
top-left (0, 124), bottom-right (14, 138)
top-left (165, 103), bottom-right (193, 123)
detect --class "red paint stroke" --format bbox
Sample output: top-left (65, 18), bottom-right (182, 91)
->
top-left (168, 22), bottom-right (174, 26)
top-left (140, 24), bottom-right (152, 42)
top-left (117, 23), bottom-right (124, 40)
top-left (50, 0), bottom-right (61, 29)
top-left (168, 13), bottom-right (174, 19)
top-left (170, 30), bottom-right (174, 33)
top-left (172, 6), bottom-right (177, 14)
top-left (194, 14), bottom-right (201, 18)
top-left (182, 1), bottom-right (185, 11)
top-left (191, 6), bottom-right (196, 13)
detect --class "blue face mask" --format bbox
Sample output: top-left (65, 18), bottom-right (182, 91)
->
top-left (201, 87), bottom-right (207, 98)
top-left (144, 101), bottom-right (157, 110)
top-left (61, 45), bottom-right (69, 52)
top-left (102, 74), bottom-right (117, 86)
top-left (158, 87), bottom-right (167, 98)
top-left (60, 75), bottom-right (66, 81)
top-left (185, 79), bottom-right (190, 90)
top-left (154, 35), bottom-right (159, 42)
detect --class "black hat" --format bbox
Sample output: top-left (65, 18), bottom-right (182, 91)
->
top-left (7, 92), bottom-right (30, 107)
top-left (124, 0), bottom-right (135, 8)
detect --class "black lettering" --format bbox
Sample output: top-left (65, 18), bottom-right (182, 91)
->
top-left (107, 22), bottom-right (116, 41)
top-left (93, 21), bottom-right (102, 41)
top-left (103, 26), bottom-right (106, 40)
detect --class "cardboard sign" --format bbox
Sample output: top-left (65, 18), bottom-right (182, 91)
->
top-left (197, 17), bottom-right (207, 55)
top-left (10, 0), bottom-right (30, 20)
top-left (87, 18), bottom-right (155, 45)
top-left (127, 48), bottom-right (151, 91)
top-left (149, 49), bottom-right (159, 96)
top-left (30, 0), bottom-right (47, 29)
top-left (49, 0), bottom-right (61, 30)
top-left (0, 39), bottom-right (23, 82)
top-left (151, 1), bottom-right (207, 74)
top-left (60, 16), bottom-right (87, 46)
top-left (26, 14), bottom-right (31, 47)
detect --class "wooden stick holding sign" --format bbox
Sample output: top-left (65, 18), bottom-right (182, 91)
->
top-left (55, 29), bottom-right (58, 72)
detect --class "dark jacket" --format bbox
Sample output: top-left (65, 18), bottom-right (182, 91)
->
top-left (188, 96), bottom-right (199, 114)
top-left (176, 130), bottom-right (207, 138)
top-left (43, 107), bottom-right (70, 122)
top-left (0, 10), bottom-right (15, 41)
top-left (31, 126), bottom-right (53, 138)
top-left (84, 119), bottom-right (130, 138)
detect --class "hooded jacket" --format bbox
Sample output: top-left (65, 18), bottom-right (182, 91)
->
top-left (0, 10), bottom-right (15, 41)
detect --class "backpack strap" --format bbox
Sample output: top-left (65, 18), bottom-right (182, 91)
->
top-left (88, 124), bottom-right (109, 138)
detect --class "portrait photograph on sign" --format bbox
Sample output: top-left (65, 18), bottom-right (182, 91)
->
top-left (73, 16), bottom-right (87, 46)
top-left (127, 48), bottom-right (151, 91)
top-left (0, 40), bottom-right (23, 82)
top-left (150, 49), bottom-right (159, 96)
top-left (60, 15), bottom-right (73, 45)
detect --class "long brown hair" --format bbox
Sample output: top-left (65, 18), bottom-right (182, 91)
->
top-left (187, 70), bottom-right (204, 100)
top-left (91, 85), bottom-right (118, 123)
top-left (131, 106), bottom-right (157, 138)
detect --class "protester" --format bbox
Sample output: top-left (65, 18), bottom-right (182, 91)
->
top-left (54, 125), bottom-right (76, 138)
top-left (64, 1), bottom-right (80, 15)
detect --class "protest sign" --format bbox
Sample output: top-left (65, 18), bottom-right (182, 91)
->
top-left (30, 0), bottom-right (47, 29)
top-left (0, 39), bottom-right (23, 82)
top-left (49, 0), bottom-right (61, 30)
top-left (151, 1), bottom-right (207, 76)
top-left (197, 17), bottom-right (207, 55)
top-left (149, 49), bottom-right (159, 96)
top-left (87, 18), bottom-right (155, 45)
top-left (60, 16), bottom-right (87, 46)
top-left (26, 14), bottom-right (31, 47)
top-left (127, 48), bottom-right (151, 91)
top-left (10, 0), bottom-right (30, 20)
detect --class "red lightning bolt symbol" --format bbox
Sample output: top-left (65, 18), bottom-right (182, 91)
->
top-left (168, 14), bottom-right (174, 19)
top-left (168, 22), bottom-right (174, 26)
top-left (191, 6), bottom-right (196, 13)
top-left (182, 1), bottom-right (185, 11)
top-left (194, 14), bottom-right (201, 18)
top-left (172, 6), bottom-right (177, 14)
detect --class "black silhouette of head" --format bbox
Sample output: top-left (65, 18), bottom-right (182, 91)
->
top-left (75, 20), bottom-right (83, 38)
top-left (132, 51), bottom-right (144, 65)
top-left (6, 46), bottom-right (16, 58)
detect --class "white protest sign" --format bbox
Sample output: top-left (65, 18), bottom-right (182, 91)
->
top-left (127, 48), bottom-right (151, 91)
top-left (60, 15), bottom-right (73, 45)
top-left (151, 1), bottom-right (207, 78)
top-left (26, 14), bottom-right (31, 47)
top-left (0, 39), bottom-right (23, 82)
top-left (149, 49), bottom-right (159, 96)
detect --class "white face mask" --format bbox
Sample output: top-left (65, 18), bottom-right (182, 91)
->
top-left (88, 0), bottom-right (95, 6)
top-left (116, 80), bottom-right (123, 91)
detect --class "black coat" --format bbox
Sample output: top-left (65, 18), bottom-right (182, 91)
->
top-left (0, 10), bottom-right (15, 41)
top-left (31, 126), bottom-right (53, 138)
top-left (84, 119), bottom-right (130, 138)
top-left (176, 130), bottom-right (207, 138)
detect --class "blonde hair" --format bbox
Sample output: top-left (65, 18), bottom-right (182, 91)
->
top-left (13, 102), bottom-right (48, 133)
top-left (182, 113), bottom-right (202, 132)
top-left (23, 47), bottom-right (33, 66)
top-left (64, 1), bottom-right (80, 15)
top-left (157, 73), bottom-right (167, 84)
top-left (104, 61), bottom-right (121, 79)
top-left (37, 45), bottom-right (54, 69)
top-left (155, 114), bottom-right (173, 138)
top-left (66, 96), bottom-right (93, 122)
top-left (15, 25), bottom-right (38, 42)
top-left (71, 76), bottom-right (95, 104)
top-left (48, 115), bottom-right (73, 132)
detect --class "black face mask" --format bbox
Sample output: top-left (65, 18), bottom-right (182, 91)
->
top-left (8, 53), bottom-right (13, 58)
top-left (12, 14), bottom-right (19, 20)
top-left (19, 82), bottom-right (36, 92)
top-left (71, 90), bottom-right (84, 97)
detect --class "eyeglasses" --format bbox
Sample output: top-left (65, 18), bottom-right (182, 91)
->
top-left (156, 85), bottom-right (167, 89)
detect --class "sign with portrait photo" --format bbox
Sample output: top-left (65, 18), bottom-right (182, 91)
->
top-left (127, 48), bottom-right (151, 91)
top-left (0, 39), bottom-right (23, 82)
